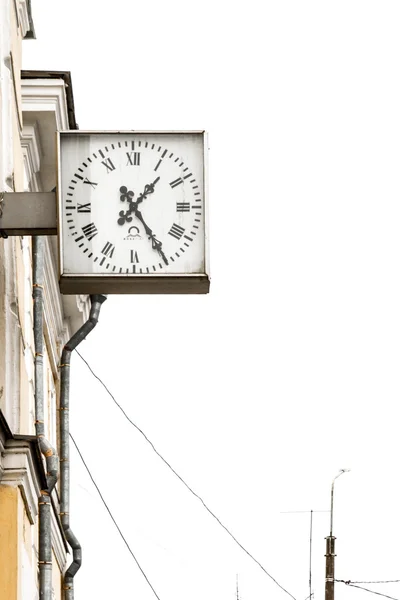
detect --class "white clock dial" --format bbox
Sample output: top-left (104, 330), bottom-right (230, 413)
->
top-left (59, 132), bottom-right (206, 277)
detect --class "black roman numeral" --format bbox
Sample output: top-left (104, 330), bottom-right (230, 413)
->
top-left (176, 202), bottom-right (190, 212)
top-left (101, 158), bottom-right (116, 172)
top-left (82, 222), bottom-right (98, 241)
top-left (168, 223), bottom-right (185, 240)
top-left (83, 177), bottom-right (98, 188)
top-left (170, 177), bottom-right (184, 188)
top-left (130, 250), bottom-right (139, 263)
top-left (101, 241), bottom-right (115, 258)
top-left (126, 152), bottom-right (140, 166)
top-left (77, 203), bottom-right (91, 213)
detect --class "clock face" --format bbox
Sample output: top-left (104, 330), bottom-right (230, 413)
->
top-left (58, 132), bottom-right (206, 277)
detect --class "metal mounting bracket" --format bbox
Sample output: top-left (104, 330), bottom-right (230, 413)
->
top-left (0, 192), bottom-right (57, 236)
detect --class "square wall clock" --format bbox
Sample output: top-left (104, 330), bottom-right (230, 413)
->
top-left (57, 131), bottom-right (209, 294)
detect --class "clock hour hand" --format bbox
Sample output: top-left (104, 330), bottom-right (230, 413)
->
top-left (133, 208), bottom-right (169, 266)
top-left (117, 178), bottom-right (160, 226)
top-left (117, 186), bottom-right (135, 225)
top-left (136, 177), bottom-right (160, 205)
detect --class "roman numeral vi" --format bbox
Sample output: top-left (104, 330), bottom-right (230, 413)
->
top-left (130, 250), bottom-right (139, 263)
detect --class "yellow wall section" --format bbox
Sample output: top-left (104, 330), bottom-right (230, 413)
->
top-left (0, 486), bottom-right (18, 600)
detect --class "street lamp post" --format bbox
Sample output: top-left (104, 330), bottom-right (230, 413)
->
top-left (325, 469), bottom-right (350, 600)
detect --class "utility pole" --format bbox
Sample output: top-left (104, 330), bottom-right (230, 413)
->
top-left (325, 470), bottom-right (350, 600)
top-left (324, 534), bottom-right (335, 600)
top-left (309, 510), bottom-right (313, 600)
top-left (280, 509), bottom-right (329, 599)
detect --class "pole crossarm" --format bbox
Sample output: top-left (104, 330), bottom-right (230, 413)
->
top-left (0, 192), bottom-right (57, 235)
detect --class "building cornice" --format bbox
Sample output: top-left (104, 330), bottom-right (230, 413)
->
top-left (0, 413), bottom-right (68, 565)
top-left (1, 438), bottom-right (43, 523)
top-left (21, 71), bottom-right (78, 130)
top-left (21, 78), bottom-right (70, 131)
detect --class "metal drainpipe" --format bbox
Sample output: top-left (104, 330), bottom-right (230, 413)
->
top-left (60, 293), bottom-right (107, 599)
top-left (32, 236), bottom-right (60, 600)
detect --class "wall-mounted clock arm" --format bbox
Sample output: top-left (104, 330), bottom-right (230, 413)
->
top-left (0, 192), bottom-right (57, 236)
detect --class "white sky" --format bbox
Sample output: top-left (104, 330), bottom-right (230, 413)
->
top-left (24, 2), bottom-right (400, 600)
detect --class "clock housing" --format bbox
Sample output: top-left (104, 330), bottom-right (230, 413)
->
top-left (57, 131), bottom-right (209, 294)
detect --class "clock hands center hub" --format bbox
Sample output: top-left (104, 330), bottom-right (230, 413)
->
top-left (117, 177), bottom-right (160, 226)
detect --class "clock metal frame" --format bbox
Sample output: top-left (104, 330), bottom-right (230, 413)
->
top-left (56, 130), bottom-right (210, 294)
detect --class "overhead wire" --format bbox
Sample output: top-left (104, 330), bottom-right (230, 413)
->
top-left (69, 432), bottom-right (162, 600)
top-left (75, 349), bottom-right (298, 600)
top-left (349, 581), bottom-right (400, 585)
top-left (336, 580), bottom-right (400, 600)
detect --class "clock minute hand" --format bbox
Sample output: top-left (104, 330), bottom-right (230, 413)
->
top-left (133, 208), bottom-right (169, 266)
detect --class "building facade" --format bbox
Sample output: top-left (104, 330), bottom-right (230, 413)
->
top-left (0, 2), bottom-right (89, 598)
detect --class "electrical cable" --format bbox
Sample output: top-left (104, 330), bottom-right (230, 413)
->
top-left (350, 582), bottom-right (400, 585)
top-left (336, 580), bottom-right (400, 600)
top-left (69, 432), bottom-right (161, 600)
top-left (75, 349), bottom-right (298, 600)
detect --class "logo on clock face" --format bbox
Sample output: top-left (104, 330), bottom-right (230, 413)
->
top-left (124, 226), bottom-right (142, 241)
top-left (62, 134), bottom-right (204, 275)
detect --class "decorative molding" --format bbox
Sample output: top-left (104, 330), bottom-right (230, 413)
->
top-left (21, 79), bottom-right (70, 130)
top-left (21, 71), bottom-right (77, 130)
top-left (17, 0), bottom-right (30, 39)
top-left (21, 121), bottom-right (42, 191)
top-left (1, 439), bottom-right (41, 523)
top-left (0, 443), bottom-right (67, 569)
top-left (13, 0), bottom-right (35, 39)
